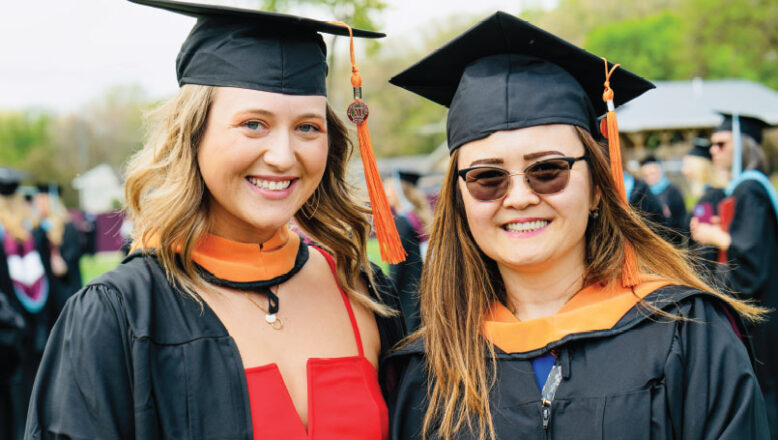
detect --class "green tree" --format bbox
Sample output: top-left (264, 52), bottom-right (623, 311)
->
top-left (585, 12), bottom-right (691, 80)
top-left (681, 0), bottom-right (778, 88)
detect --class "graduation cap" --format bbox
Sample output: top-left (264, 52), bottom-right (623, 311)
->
top-left (0, 167), bottom-right (28, 196)
top-left (36, 182), bottom-right (63, 196)
top-left (715, 113), bottom-right (769, 145)
top-left (686, 138), bottom-right (712, 160)
top-left (713, 112), bottom-right (771, 180)
top-left (396, 170), bottom-right (422, 186)
top-left (390, 11), bottom-right (655, 287)
top-left (389, 11), bottom-right (654, 152)
top-left (128, 0), bottom-right (382, 95)
top-left (128, 0), bottom-right (405, 262)
top-left (639, 155), bottom-right (660, 166)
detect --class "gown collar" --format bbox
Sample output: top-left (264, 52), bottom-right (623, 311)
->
top-left (482, 278), bottom-right (673, 354)
top-left (191, 226), bottom-right (307, 286)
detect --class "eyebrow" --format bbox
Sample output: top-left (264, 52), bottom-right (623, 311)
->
top-left (234, 109), bottom-right (326, 120)
top-left (523, 150), bottom-right (566, 160)
top-left (469, 158), bottom-right (504, 167)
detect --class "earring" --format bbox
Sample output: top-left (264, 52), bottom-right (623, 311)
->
top-left (303, 189), bottom-right (321, 219)
top-left (589, 208), bottom-right (600, 219)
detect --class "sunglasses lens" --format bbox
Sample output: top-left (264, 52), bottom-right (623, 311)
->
top-left (465, 168), bottom-right (510, 201)
top-left (526, 160), bottom-right (571, 194)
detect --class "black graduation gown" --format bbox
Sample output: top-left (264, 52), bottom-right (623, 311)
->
top-left (0, 263), bottom-right (25, 440)
top-left (389, 214), bottom-right (423, 332)
top-left (718, 179), bottom-right (778, 434)
top-left (48, 222), bottom-right (83, 328)
top-left (654, 183), bottom-right (687, 247)
top-left (25, 251), bottom-right (405, 440)
top-left (5, 227), bottom-right (53, 440)
top-left (685, 187), bottom-right (727, 280)
top-left (630, 179), bottom-right (672, 240)
top-left (385, 286), bottom-right (769, 439)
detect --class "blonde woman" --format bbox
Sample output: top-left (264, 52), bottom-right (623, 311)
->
top-left (26, 1), bottom-right (404, 439)
top-left (387, 13), bottom-right (768, 440)
top-left (33, 183), bottom-right (83, 322)
top-left (0, 168), bottom-right (51, 440)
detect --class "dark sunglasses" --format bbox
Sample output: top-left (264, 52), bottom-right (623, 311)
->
top-left (457, 155), bottom-right (587, 201)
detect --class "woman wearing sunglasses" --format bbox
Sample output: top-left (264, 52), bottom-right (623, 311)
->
top-left (386, 12), bottom-right (769, 440)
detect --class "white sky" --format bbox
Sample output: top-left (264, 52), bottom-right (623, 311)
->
top-left (0, 0), bottom-right (558, 112)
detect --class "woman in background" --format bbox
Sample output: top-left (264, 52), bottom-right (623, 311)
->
top-left (33, 183), bottom-right (83, 326)
top-left (682, 138), bottom-right (727, 276)
top-left (692, 115), bottom-right (778, 436)
top-left (386, 170), bottom-right (432, 331)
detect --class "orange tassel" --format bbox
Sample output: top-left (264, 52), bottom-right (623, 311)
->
top-left (601, 59), bottom-right (639, 288)
top-left (331, 22), bottom-right (406, 263)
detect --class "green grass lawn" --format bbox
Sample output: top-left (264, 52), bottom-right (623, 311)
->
top-left (80, 239), bottom-right (389, 283)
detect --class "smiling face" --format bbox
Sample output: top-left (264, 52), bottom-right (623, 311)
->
top-left (456, 124), bottom-right (598, 274)
top-left (197, 87), bottom-right (328, 243)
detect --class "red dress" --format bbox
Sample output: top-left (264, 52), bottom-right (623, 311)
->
top-left (244, 247), bottom-right (389, 439)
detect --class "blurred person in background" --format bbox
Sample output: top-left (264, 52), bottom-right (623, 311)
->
top-left (25, 1), bottom-right (406, 438)
top-left (682, 138), bottom-right (728, 276)
top-left (691, 114), bottom-right (778, 435)
top-left (387, 12), bottom-right (768, 439)
top-left (385, 170), bottom-right (432, 331)
top-left (0, 168), bottom-right (52, 440)
top-left (640, 155), bottom-right (686, 246)
top-left (0, 168), bottom-right (27, 440)
top-left (33, 183), bottom-right (83, 327)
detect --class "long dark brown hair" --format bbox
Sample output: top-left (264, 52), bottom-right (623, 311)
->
top-left (417, 126), bottom-right (764, 440)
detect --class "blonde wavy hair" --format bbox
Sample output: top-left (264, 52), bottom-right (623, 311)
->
top-left (36, 192), bottom-right (70, 247)
top-left (0, 193), bottom-right (35, 242)
top-left (125, 84), bottom-right (389, 314)
top-left (417, 126), bottom-right (765, 440)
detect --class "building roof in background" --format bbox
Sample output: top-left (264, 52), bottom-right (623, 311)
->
top-left (616, 79), bottom-right (778, 133)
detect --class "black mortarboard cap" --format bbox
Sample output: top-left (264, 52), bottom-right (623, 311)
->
top-left (128, 0), bottom-right (384, 96)
top-left (686, 138), bottom-right (712, 160)
top-left (396, 170), bottom-right (422, 186)
top-left (36, 182), bottom-right (63, 196)
top-left (0, 167), bottom-right (28, 196)
top-left (639, 155), bottom-right (659, 166)
top-left (714, 113), bottom-right (770, 144)
top-left (389, 12), bottom-right (654, 153)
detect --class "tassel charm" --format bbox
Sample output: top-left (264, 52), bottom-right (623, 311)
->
top-left (330, 21), bottom-right (407, 264)
top-left (601, 58), bottom-right (639, 288)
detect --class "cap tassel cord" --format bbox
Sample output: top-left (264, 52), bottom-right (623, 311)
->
top-left (330, 22), bottom-right (406, 263)
top-left (600, 58), bottom-right (639, 288)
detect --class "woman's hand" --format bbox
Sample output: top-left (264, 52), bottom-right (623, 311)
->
top-left (689, 216), bottom-right (732, 251)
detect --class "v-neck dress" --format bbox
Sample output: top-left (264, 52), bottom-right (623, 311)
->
top-left (245, 247), bottom-right (389, 439)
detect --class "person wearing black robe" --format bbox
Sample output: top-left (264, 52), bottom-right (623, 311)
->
top-left (682, 139), bottom-right (727, 278)
top-left (26, 252), bottom-right (404, 438)
top-left (387, 170), bottom-right (430, 332)
top-left (625, 173), bottom-right (671, 239)
top-left (34, 183), bottom-right (84, 328)
top-left (640, 156), bottom-right (687, 246)
top-left (0, 168), bottom-right (28, 440)
top-left (692, 114), bottom-right (778, 437)
top-left (387, 12), bottom-right (768, 439)
top-left (0, 169), bottom-right (54, 440)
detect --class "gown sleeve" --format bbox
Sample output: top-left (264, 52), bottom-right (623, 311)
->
top-left (720, 180), bottom-right (776, 300)
top-left (665, 296), bottom-right (769, 439)
top-left (25, 284), bottom-right (134, 440)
